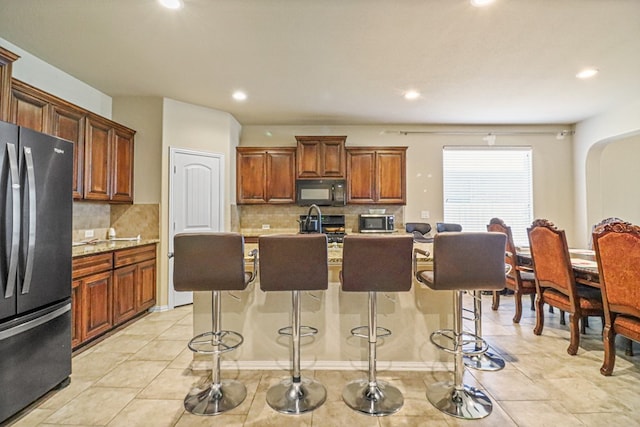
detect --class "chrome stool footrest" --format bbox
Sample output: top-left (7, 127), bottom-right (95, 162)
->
top-left (429, 329), bottom-right (488, 356)
top-left (350, 325), bottom-right (392, 339)
top-left (277, 325), bottom-right (318, 337)
top-left (188, 330), bottom-right (244, 355)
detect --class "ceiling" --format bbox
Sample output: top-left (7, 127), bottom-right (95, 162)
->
top-left (0, 0), bottom-right (638, 126)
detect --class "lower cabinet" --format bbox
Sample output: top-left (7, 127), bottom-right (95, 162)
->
top-left (72, 244), bottom-right (157, 350)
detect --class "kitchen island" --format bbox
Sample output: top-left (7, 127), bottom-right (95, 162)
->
top-left (191, 236), bottom-right (453, 371)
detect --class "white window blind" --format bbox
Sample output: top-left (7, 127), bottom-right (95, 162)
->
top-left (442, 146), bottom-right (533, 246)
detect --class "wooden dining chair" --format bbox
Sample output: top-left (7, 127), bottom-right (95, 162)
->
top-left (487, 218), bottom-right (536, 323)
top-left (592, 220), bottom-right (640, 375)
top-left (527, 219), bottom-right (604, 355)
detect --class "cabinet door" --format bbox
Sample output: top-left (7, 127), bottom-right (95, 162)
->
top-left (112, 265), bottom-right (137, 324)
top-left (110, 127), bottom-right (134, 203)
top-left (52, 105), bottom-right (85, 199)
top-left (0, 48), bottom-right (19, 123)
top-left (376, 149), bottom-right (406, 204)
top-left (266, 149), bottom-right (295, 203)
top-left (296, 139), bottom-right (322, 178)
top-left (237, 149), bottom-right (267, 204)
top-left (10, 83), bottom-right (50, 132)
top-left (295, 136), bottom-right (346, 178)
top-left (71, 279), bottom-right (83, 349)
top-left (347, 149), bottom-right (376, 203)
top-left (321, 139), bottom-right (346, 178)
top-left (136, 259), bottom-right (156, 312)
top-left (84, 117), bottom-right (112, 200)
top-left (82, 271), bottom-right (113, 341)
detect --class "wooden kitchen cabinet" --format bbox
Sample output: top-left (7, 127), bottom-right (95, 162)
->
top-left (295, 135), bottom-right (346, 179)
top-left (72, 252), bottom-right (114, 345)
top-left (109, 126), bottom-right (135, 202)
top-left (346, 147), bottom-right (407, 204)
top-left (71, 244), bottom-right (157, 349)
top-left (84, 117), bottom-right (135, 203)
top-left (51, 103), bottom-right (85, 199)
top-left (112, 245), bottom-right (157, 324)
top-left (0, 47), bottom-right (19, 123)
top-left (10, 80), bottom-right (51, 133)
top-left (236, 147), bottom-right (296, 204)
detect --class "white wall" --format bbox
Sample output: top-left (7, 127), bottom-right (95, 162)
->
top-left (112, 96), bottom-right (163, 204)
top-left (241, 124), bottom-right (576, 243)
top-left (159, 98), bottom-right (240, 308)
top-left (0, 37), bottom-right (112, 118)
top-left (574, 98), bottom-right (640, 247)
top-left (599, 135), bottom-right (640, 225)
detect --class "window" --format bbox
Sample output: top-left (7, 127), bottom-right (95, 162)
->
top-left (442, 146), bottom-right (533, 246)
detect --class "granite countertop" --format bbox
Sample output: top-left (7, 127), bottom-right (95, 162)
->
top-left (72, 239), bottom-right (160, 258)
top-left (243, 241), bottom-right (432, 265)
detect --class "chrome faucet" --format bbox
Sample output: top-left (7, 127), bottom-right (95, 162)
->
top-left (304, 204), bottom-right (322, 233)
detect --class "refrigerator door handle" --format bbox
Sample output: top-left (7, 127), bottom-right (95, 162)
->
top-left (21, 147), bottom-right (37, 295)
top-left (4, 143), bottom-right (20, 298)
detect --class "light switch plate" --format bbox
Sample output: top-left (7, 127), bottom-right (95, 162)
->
top-left (420, 210), bottom-right (430, 219)
top-left (84, 229), bottom-right (94, 238)
top-left (262, 224), bottom-right (270, 230)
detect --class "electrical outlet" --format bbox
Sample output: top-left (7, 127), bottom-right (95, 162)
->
top-left (421, 210), bottom-right (430, 219)
top-left (84, 229), bottom-right (94, 238)
top-left (262, 224), bottom-right (270, 230)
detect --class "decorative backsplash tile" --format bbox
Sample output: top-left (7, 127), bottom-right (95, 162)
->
top-left (72, 202), bottom-right (159, 241)
top-left (237, 204), bottom-right (405, 233)
top-left (111, 204), bottom-right (160, 239)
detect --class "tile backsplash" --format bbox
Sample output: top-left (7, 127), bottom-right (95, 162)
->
top-left (237, 204), bottom-right (405, 233)
top-left (72, 202), bottom-right (159, 241)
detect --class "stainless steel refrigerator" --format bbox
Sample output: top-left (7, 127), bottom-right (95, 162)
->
top-left (0, 120), bottom-right (73, 423)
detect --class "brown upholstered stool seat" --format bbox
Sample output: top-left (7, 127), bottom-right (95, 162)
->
top-left (172, 232), bottom-right (257, 416)
top-left (259, 233), bottom-right (329, 415)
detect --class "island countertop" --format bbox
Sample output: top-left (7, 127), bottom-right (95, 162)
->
top-left (72, 239), bottom-right (160, 258)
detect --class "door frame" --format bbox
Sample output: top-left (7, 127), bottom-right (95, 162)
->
top-left (168, 147), bottom-right (225, 309)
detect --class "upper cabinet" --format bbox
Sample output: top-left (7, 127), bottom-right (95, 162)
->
top-left (295, 135), bottom-right (346, 179)
top-left (237, 147), bottom-right (296, 204)
top-left (51, 103), bottom-right (85, 199)
top-left (10, 80), bottom-right (51, 133)
top-left (0, 46), bottom-right (135, 204)
top-left (0, 47), bottom-right (19, 123)
top-left (346, 147), bottom-right (407, 204)
top-left (84, 116), bottom-right (135, 203)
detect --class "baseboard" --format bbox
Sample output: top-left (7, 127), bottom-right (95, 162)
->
top-left (148, 305), bottom-right (171, 312)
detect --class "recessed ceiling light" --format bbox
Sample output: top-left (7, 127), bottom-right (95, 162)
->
top-left (404, 90), bottom-right (420, 100)
top-left (232, 91), bottom-right (248, 101)
top-left (158, 0), bottom-right (183, 10)
top-left (576, 68), bottom-right (599, 79)
top-left (470, 0), bottom-right (495, 7)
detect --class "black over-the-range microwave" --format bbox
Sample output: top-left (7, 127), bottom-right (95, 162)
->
top-left (296, 179), bottom-right (346, 206)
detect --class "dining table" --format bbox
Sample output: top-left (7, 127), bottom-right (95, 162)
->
top-left (516, 247), bottom-right (600, 288)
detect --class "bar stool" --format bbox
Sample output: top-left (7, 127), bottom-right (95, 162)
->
top-left (340, 234), bottom-right (414, 416)
top-left (172, 232), bottom-right (257, 416)
top-left (258, 233), bottom-right (329, 414)
top-left (415, 232), bottom-right (506, 419)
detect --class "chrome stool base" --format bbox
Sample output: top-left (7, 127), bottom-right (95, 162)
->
top-left (342, 379), bottom-right (403, 416)
top-left (266, 377), bottom-right (327, 414)
top-left (184, 380), bottom-right (247, 416)
top-left (463, 350), bottom-right (506, 371)
top-left (426, 381), bottom-right (492, 420)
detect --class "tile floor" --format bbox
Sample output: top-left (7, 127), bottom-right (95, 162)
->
top-left (6, 295), bottom-right (640, 426)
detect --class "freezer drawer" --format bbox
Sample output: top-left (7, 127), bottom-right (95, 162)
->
top-left (0, 300), bottom-right (71, 423)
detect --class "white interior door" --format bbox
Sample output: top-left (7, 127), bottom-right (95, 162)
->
top-left (169, 148), bottom-right (224, 308)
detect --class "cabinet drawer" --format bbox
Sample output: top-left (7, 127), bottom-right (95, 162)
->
top-left (114, 244), bottom-right (156, 268)
top-left (72, 253), bottom-right (113, 279)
